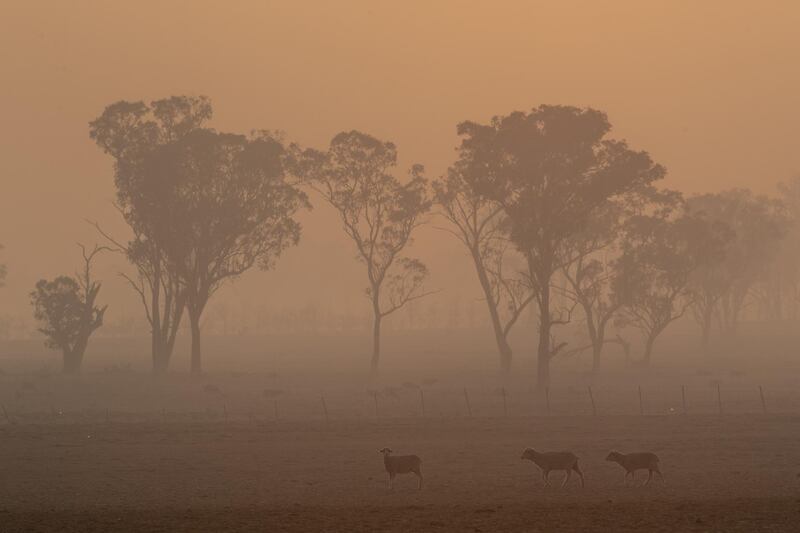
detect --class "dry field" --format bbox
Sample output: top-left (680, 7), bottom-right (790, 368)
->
top-left (0, 414), bottom-right (798, 532)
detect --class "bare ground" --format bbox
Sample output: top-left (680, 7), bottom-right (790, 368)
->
top-left (0, 414), bottom-right (799, 531)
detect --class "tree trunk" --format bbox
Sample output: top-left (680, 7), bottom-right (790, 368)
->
top-left (536, 285), bottom-right (551, 389)
top-left (641, 334), bottom-right (656, 366)
top-left (591, 342), bottom-right (603, 375)
top-left (152, 337), bottom-right (169, 374)
top-left (584, 303), bottom-right (602, 375)
top-left (189, 307), bottom-right (202, 374)
top-left (471, 248), bottom-right (514, 372)
top-left (151, 274), bottom-right (163, 373)
top-left (371, 310), bottom-right (381, 375)
top-left (499, 340), bottom-right (513, 374)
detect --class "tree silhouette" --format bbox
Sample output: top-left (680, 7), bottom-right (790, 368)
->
top-left (434, 165), bottom-right (533, 373)
top-left (453, 105), bottom-right (665, 387)
top-left (617, 209), bottom-right (729, 365)
top-left (137, 129), bottom-right (307, 373)
top-left (89, 96), bottom-right (212, 372)
top-left (30, 245), bottom-right (107, 373)
top-left (769, 177), bottom-right (800, 321)
top-left (295, 131), bottom-right (432, 374)
top-left (686, 189), bottom-right (785, 343)
top-left (560, 188), bottom-right (678, 372)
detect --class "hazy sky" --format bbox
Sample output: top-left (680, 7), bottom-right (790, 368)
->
top-left (1, 1), bottom-right (799, 320)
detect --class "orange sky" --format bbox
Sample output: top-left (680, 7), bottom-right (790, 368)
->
top-left (1, 1), bottom-right (799, 321)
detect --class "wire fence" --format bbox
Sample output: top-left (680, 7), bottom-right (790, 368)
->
top-left (0, 382), bottom-right (796, 426)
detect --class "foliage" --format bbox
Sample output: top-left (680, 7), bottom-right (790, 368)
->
top-left (452, 105), bottom-right (665, 385)
top-left (295, 130), bottom-right (432, 372)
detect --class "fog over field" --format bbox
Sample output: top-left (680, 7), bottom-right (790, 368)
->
top-left (1, 1), bottom-right (800, 531)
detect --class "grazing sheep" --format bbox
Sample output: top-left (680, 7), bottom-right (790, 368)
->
top-left (605, 451), bottom-right (663, 486)
top-left (379, 448), bottom-right (423, 489)
top-left (521, 448), bottom-right (584, 488)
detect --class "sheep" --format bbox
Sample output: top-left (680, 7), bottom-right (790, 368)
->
top-left (605, 451), bottom-right (663, 486)
top-left (520, 448), bottom-right (584, 488)
top-left (378, 447), bottom-right (423, 489)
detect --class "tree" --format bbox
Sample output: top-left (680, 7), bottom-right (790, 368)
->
top-left (769, 177), bottom-right (800, 321)
top-left (617, 209), bottom-right (729, 365)
top-left (30, 245), bottom-right (107, 373)
top-left (559, 202), bottom-right (628, 374)
top-left (560, 188), bottom-right (679, 372)
top-left (295, 131), bottom-right (432, 374)
top-left (686, 190), bottom-right (785, 346)
top-left (453, 106), bottom-right (665, 387)
top-left (137, 129), bottom-right (307, 373)
top-left (433, 165), bottom-right (533, 373)
top-left (89, 96), bottom-right (212, 372)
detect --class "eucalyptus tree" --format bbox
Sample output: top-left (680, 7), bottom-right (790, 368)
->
top-left (618, 209), bottom-right (729, 365)
top-left (434, 164), bottom-right (533, 373)
top-left (89, 96), bottom-right (212, 372)
top-left (686, 189), bottom-right (785, 347)
top-left (30, 245), bottom-right (107, 373)
top-left (453, 105), bottom-right (665, 387)
top-left (135, 129), bottom-right (307, 373)
top-left (296, 131), bottom-right (432, 374)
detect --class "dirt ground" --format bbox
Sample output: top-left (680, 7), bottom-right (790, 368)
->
top-left (0, 414), bottom-right (798, 532)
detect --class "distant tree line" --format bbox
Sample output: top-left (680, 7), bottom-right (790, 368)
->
top-left (11, 96), bottom-right (795, 385)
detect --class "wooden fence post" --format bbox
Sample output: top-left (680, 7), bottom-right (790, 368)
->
top-left (502, 387), bottom-right (508, 417)
top-left (681, 385), bottom-right (687, 415)
top-left (463, 388), bottom-right (472, 417)
top-left (321, 394), bottom-right (329, 424)
top-left (545, 386), bottom-right (550, 415)
top-left (759, 385), bottom-right (767, 414)
top-left (638, 386), bottom-right (644, 416)
top-left (588, 386), bottom-right (596, 416)
top-left (717, 384), bottom-right (723, 415)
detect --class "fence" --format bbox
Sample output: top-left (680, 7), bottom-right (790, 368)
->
top-left (0, 382), bottom-right (795, 425)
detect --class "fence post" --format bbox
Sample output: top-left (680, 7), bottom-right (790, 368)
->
top-left (681, 385), bottom-right (687, 415)
top-left (502, 387), bottom-right (508, 417)
top-left (638, 385), bottom-right (644, 416)
top-left (759, 385), bottom-right (767, 414)
top-left (545, 386), bottom-right (550, 415)
top-left (419, 389), bottom-right (426, 417)
top-left (463, 388), bottom-right (472, 417)
top-left (321, 394), bottom-right (329, 424)
top-left (373, 392), bottom-right (379, 419)
top-left (588, 386), bottom-right (596, 416)
top-left (717, 384), bottom-right (723, 416)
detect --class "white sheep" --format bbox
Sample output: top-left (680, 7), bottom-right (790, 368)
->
top-left (521, 448), bottom-right (585, 488)
top-left (605, 451), bottom-right (663, 486)
top-left (378, 447), bottom-right (423, 489)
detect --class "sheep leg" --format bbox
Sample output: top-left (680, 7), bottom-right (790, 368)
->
top-left (644, 470), bottom-right (653, 486)
top-left (573, 464), bottom-right (585, 488)
top-left (624, 471), bottom-right (632, 486)
top-left (560, 470), bottom-right (571, 488)
top-left (542, 470), bottom-right (551, 487)
top-left (389, 473), bottom-right (395, 490)
top-left (414, 469), bottom-right (423, 490)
